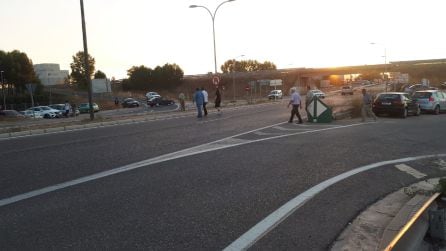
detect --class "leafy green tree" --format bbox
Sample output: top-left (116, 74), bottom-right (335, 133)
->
top-left (70, 51), bottom-right (95, 89)
top-left (94, 70), bottom-right (106, 79)
top-left (221, 59), bottom-right (277, 73)
top-left (152, 63), bottom-right (184, 90)
top-left (124, 63), bottom-right (184, 91)
top-left (0, 50), bottom-right (41, 95)
top-left (124, 65), bottom-right (152, 90)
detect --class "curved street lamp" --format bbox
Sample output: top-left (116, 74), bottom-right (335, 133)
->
top-left (189, 0), bottom-right (236, 74)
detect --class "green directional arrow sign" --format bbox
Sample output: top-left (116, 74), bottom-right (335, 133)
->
top-left (306, 96), bottom-right (332, 123)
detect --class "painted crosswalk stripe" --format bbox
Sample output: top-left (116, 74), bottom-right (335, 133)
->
top-left (395, 164), bottom-right (427, 179)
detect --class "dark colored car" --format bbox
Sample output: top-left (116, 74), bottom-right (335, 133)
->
top-left (372, 92), bottom-right (420, 118)
top-left (0, 109), bottom-right (26, 119)
top-left (122, 98), bottom-right (140, 108)
top-left (147, 97), bottom-right (175, 107)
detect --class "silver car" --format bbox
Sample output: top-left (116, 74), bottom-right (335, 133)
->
top-left (412, 90), bottom-right (446, 114)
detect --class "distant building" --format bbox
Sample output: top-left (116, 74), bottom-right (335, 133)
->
top-left (34, 63), bottom-right (69, 86)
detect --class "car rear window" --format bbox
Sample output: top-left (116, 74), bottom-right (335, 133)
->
top-left (377, 94), bottom-right (400, 100)
top-left (413, 92), bottom-right (432, 98)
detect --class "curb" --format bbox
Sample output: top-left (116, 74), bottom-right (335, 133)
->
top-left (331, 178), bottom-right (441, 251)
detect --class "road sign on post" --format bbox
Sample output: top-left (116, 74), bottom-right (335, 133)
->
top-left (306, 96), bottom-right (332, 123)
top-left (212, 76), bottom-right (220, 86)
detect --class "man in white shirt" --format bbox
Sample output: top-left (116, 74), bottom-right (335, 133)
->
top-left (287, 88), bottom-right (303, 124)
top-left (201, 87), bottom-right (208, 116)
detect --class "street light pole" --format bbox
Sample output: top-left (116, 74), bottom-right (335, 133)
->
top-left (370, 42), bottom-right (387, 92)
top-left (189, 0), bottom-right (236, 74)
top-left (80, 0), bottom-right (94, 120)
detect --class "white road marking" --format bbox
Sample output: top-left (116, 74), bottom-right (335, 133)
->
top-left (223, 154), bottom-right (446, 251)
top-left (273, 126), bottom-right (313, 131)
top-left (0, 122), bottom-right (369, 207)
top-left (395, 164), bottom-right (427, 179)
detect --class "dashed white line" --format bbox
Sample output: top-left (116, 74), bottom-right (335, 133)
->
top-left (395, 164), bottom-right (427, 179)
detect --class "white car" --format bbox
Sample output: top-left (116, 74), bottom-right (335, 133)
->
top-left (341, 86), bottom-right (354, 95)
top-left (268, 90), bottom-right (283, 99)
top-left (26, 106), bottom-right (61, 119)
top-left (20, 110), bottom-right (43, 119)
top-left (145, 91), bottom-right (161, 100)
top-left (308, 89), bottom-right (326, 99)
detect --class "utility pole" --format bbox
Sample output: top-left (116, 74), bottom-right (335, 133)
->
top-left (80, 0), bottom-right (94, 120)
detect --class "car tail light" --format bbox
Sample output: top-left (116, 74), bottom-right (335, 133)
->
top-left (429, 96), bottom-right (434, 102)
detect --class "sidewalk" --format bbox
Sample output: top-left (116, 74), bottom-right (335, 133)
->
top-left (331, 178), bottom-right (443, 250)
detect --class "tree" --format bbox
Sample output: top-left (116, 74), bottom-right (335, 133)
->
top-left (220, 59), bottom-right (277, 73)
top-left (124, 65), bottom-right (152, 90)
top-left (152, 63), bottom-right (184, 90)
top-left (94, 70), bottom-right (106, 79)
top-left (0, 50), bottom-right (41, 95)
top-left (124, 63), bottom-right (184, 91)
top-left (70, 51), bottom-right (95, 89)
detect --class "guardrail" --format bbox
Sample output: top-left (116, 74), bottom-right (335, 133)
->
top-left (384, 192), bottom-right (440, 251)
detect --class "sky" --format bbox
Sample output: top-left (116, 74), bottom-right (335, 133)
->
top-left (2, 0), bottom-right (446, 79)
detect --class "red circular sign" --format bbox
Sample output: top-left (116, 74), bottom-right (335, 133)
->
top-left (212, 76), bottom-right (220, 86)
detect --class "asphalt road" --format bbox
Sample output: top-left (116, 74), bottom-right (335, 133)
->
top-left (1, 100), bottom-right (446, 250)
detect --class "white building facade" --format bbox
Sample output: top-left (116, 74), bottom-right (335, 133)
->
top-left (34, 63), bottom-right (69, 86)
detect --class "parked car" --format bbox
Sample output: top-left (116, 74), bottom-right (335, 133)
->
top-left (48, 104), bottom-right (80, 116)
top-left (145, 92), bottom-right (161, 100)
top-left (412, 90), bottom-right (446, 114)
top-left (122, 98), bottom-right (140, 108)
top-left (147, 97), bottom-right (175, 107)
top-left (26, 106), bottom-right (61, 118)
top-left (268, 90), bottom-right (283, 99)
top-left (372, 92), bottom-right (420, 118)
top-left (20, 110), bottom-right (43, 119)
top-left (0, 110), bottom-right (26, 119)
top-left (341, 86), bottom-right (354, 95)
top-left (405, 84), bottom-right (430, 95)
top-left (308, 89), bottom-right (326, 99)
top-left (78, 103), bottom-right (100, 113)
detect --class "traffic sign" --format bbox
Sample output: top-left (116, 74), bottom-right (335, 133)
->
top-left (212, 76), bottom-right (220, 86)
top-left (306, 96), bottom-right (332, 123)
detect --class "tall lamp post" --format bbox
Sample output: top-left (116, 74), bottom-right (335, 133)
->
top-left (370, 42), bottom-right (387, 92)
top-left (80, 0), bottom-right (94, 120)
top-left (232, 54), bottom-right (244, 101)
top-left (1, 71), bottom-right (5, 110)
top-left (189, 0), bottom-right (236, 74)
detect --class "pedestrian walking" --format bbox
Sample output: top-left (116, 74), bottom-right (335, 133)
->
top-left (114, 97), bottom-right (119, 106)
top-left (64, 100), bottom-right (71, 118)
top-left (361, 88), bottom-right (377, 122)
top-left (201, 87), bottom-right (208, 116)
top-left (193, 88), bottom-right (204, 118)
top-left (287, 88), bottom-right (303, 124)
top-left (215, 87), bottom-right (222, 113)
top-left (178, 92), bottom-right (186, 111)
